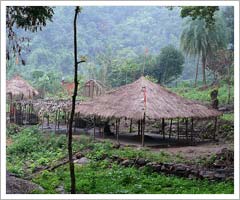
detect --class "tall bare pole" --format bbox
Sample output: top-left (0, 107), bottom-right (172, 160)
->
top-left (68, 6), bottom-right (85, 194)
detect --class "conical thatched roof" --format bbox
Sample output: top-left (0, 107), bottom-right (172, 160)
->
top-left (6, 75), bottom-right (39, 99)
top-left (75, 76), bottom-right (222, 120)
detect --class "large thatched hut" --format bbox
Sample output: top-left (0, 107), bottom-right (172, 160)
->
top-left (7, 75), bottom-right (39, 100)
top-left (75, 76), bottom-right (222, 146)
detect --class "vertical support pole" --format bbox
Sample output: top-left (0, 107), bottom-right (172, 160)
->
top-left (116, 119), bottom-right (119, 144)
top-left (129, 119), bottom-right (132, 133)
top-left (162, 118), bottom-right (165, 140)
top-left (177, 118), bottom-right (180, 140)
top-left (214, 117), bottom-right (218, 140)
top-left (47, 115), bottom-right (49, 127)
top-left (55, 110), bottom-right (57, 133)
top-left (42, 115), bottom-right (44, 131)
top-left (169, 119), bottom-right (172, 139)
top-left (142, 114), bottom-right (145, 147)
top-left (191, 118), bottom-right (194, 142)
top-left (138, 120), bottom-right (140, 136)
top-left (93, 116), bottom-right (96, 141)
top-left (185, 118), bottom-right (188, 140)
top-left (58, 110), bottom-right (61, 130)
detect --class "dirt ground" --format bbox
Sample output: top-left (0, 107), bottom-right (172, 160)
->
top-left (33, 122), bottom-right (234, 161)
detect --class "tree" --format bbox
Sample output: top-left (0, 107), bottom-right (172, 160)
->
top-left (6, 6), bottom-right (54, 63)
top-left (154, 45), bottom-right (184, 84)
top-left (180, 6), bottom-right (219, 27)
top-left (67, 6), bottom-right (86, 194)
top-left (180, 15), bottom-right (227, 85)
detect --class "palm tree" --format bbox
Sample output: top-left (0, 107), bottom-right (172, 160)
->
top-left (180, 15), bottom-right (227, 86)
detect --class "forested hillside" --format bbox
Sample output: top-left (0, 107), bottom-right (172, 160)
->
top-left (7, 7), bottom-right (187, 81)
top-left (7, 6), bottom-right (233, 90)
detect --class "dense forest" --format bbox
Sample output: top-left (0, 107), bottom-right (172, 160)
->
top-left (3, 8), bottom-right (204, 86)
top-left (7, 6), bottom-right (233, 94)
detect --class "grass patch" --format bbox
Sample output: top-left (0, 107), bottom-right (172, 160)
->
top-left (170, 83), bottom-right (234, 106)
top-left (33, 160), bottom-right (234, 194)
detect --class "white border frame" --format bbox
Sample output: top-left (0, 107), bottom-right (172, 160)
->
top-left (1, 1), bottom-right (239, 199)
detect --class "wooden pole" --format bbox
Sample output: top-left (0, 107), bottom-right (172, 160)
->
top-left (185, 118), bottom-right (188, 140)
top-left (162, 118), bottom-right (165, 140)
top-left (137, 120), bottom-right (140, 136)
top-left (55, 110), bottom-right (57, 133)
top-left (58, 110), bottom-right (61, 130)
top-left (116, 119), bottom-right (119, 144)
top-left (214, 117), bottom-right (218, 140)
top-left (177, 118), bottom-right (180, 140)
top-left (191, 118), bottom-right (194, 142)
top-left (42, 115), bottom-right (44, 131)
top-left (142, 114), bottom-right (145, 147)
top-left (129, 119), bottom-right (132, 133)
top-left (169, 119), bottom-right (172, 139)
top-left (93, 117), bottom-right (96, 141)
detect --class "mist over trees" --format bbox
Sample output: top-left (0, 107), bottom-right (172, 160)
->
top-left (7, 6), bottom-right (233, 90)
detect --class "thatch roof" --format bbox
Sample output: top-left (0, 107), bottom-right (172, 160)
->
top-left (75, 77), bottom-right (222, 120)
top-left (6, 75), bottom-right (39, 99)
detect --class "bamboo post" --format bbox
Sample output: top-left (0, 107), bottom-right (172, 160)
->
top-left (177, 118), bottom-right (180, 140)
top-left (169, 119), bottom-right (172, 139)
top-left (93, 117), bottom-right (96, 141)
top-left (137, 120), bottom-right (140, 136)
top-left (42, 115), bottom-right (44, 131)
top-left (55, 110), bottom-right (58, 133)
top-left (213, 117), bottom-right (218, 140)
top-left (162, 118), bottom-right (165, 140)
top-left (116, 119), bottom-right (119, 144)
top-left (191, 118), bottom-right (194, 142)
top-left (129, 119), bottom-right (132, 133)
top-left (58, 110), bottom-right (61, 130)
top-left (142, 114), bottom-right (146, 147)
top-left (185, 118), bottom-right (188, 140)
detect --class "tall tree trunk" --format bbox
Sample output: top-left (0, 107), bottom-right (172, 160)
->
top-left (202, 55), bottom-right (207, 85)
top-left (68, 6), bottom-right (80, 194)
top-left (194, 55), bottom-right (200, 87)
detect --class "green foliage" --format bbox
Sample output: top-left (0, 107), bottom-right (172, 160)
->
top-left (180, 6), bottom-right (219, 27)
top-left (33, 159), bottom-right (233, 194)
top-left (171, 82), bottom-right (234, 105)
top-left (154, 45), bottom-right (184, 84)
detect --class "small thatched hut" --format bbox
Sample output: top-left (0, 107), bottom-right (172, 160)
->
top-left (81, 79), bottom-right (107, 98)
top-left (75, 77), bottom-right (222, 146)
top-left (6, 75), bottom-right (39, 124)
top-left (7, 75), bottom-right (39, 100)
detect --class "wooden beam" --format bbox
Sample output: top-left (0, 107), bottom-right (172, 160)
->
top-left (142, 114), bottom-right (146, 147)
top-left (162, 118), bottom-right (165, 140)
top-left (177, 118), bottom-right (180, 140)
top-left (191, 118), bottom-right (194, 142)
top-left (93, 117), bottom-right (96, 141)
top-left (137, 120), bottom-right (140, 136)
top-left (129, 119), bottom-right (132, 133)
top-left (214, 117), bottom-right (218, 140)
top-left (169, 119), bottom-right (172, 139)
top-left (185, 118), bottom-right (188, 140)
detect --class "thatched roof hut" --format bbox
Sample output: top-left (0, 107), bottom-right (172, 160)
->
top-left (81, 79), bottom-right (108, 98)
top-left (6, 75), bottom-right (39, 100)
top-left (75, 76), bottom-right (221, 120)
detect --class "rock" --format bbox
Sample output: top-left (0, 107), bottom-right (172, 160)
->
top-left (188, 174), bottom-right (196, 179)
top-left (214, 173), bottom-right (226, 180)
top-left (136, 158), bottom-right (147, 166)
top-left (6, 172), bottom-right (44, 194)
top-left (174, 164), bottom-right (188, 171)
top-left (55, 185), bottom-right (65, 194)
top-left (112, 143), bottom-right (120, 149)
top-left (74, 157), bottom-right (90, 165)
top-left (121, 159), bottom-right (134, 167)
top-left (199, 171), bottom-right (215, 180)
top-left (75, 152), bottom-right (84, 159)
